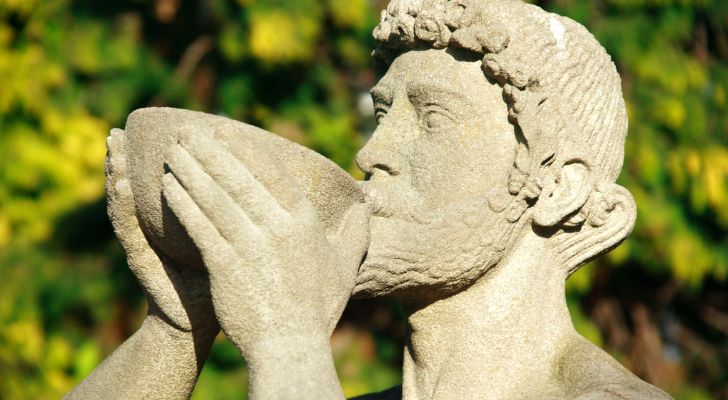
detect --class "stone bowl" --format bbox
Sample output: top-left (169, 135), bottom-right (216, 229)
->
top-left (121, 107), bottom-right (364, 270)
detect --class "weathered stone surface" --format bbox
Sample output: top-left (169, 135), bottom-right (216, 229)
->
top-left (70, 1), bottom-right (675, 399)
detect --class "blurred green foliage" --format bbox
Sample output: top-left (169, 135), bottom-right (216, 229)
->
top-left (0, 0), bottom-right (726, 398)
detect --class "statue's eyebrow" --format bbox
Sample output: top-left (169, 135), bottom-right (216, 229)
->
top-left (370, 84), bottom-right (392, 105)
top-left (407, 81), bottom-right (475, 111)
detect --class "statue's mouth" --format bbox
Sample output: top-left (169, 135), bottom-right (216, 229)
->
top-left (358, 180), bottom-right (397, 219)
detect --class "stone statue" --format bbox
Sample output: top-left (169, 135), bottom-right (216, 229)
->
top-left (67, 0), bottom-right (674, 399)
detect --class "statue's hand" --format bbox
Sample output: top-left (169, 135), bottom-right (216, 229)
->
top-left (161, 130), bottom-right (370, 359)
top-left (105, 129), bottom-right (218, 337)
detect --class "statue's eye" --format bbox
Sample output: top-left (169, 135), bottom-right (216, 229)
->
top-left (374, 107), bottom-right (388, 124)
top-left (422, 105), bottom-right (454, 131)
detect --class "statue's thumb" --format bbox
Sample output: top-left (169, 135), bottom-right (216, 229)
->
top-left (335, 202), bottom-right (371, 269)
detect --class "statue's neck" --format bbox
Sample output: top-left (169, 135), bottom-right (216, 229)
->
top-left (400, 233), bottom-right (576, 400)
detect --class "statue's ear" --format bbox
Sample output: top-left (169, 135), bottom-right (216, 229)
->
top-left (556, 183), bottom-right (637, 276)
top-left (529, 159), bottom-right (637, 275)
top-left (532, 160), bottom-right (592, 228)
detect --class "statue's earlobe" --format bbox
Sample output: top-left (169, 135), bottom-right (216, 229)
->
top-left (558, 183), bottom-right (637, 276)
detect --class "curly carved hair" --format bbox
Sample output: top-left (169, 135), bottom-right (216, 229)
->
top-left (372, 0), bottom-right (628, 186)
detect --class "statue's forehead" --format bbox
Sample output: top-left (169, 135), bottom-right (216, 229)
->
top-left (372, 49), bottom-right (502, 108)
top-left (380, 49), bottom-right (480, 83)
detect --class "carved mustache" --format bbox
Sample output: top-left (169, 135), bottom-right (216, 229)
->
top-left (358, 180), bottom-right (439, 224)
top-left (359, 180), bottom-right (411, 219)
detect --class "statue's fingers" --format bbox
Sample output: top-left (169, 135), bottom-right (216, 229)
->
top-left (108, 179), bottom-right (136, 236)
top-left (198, 129), bottom-right (312, 215)
top-left (177, 129), bottom-right (290, 225)
top-left (106, 170), bottom-right (147, 254)
top-left (161, 173), bottom-right (241, 274)
top-left (108, 128), bottom-right (126, 156)
top-left (105, 129), bottom-right (128, 183)
top-left (105, 179), bottom-right (173, 298)
top-left (104, 129), bottom-right (171, 281)
top-left (165, 146), bottom-right (261, 250)
top-left (105, 129), bottom-right (133, 228)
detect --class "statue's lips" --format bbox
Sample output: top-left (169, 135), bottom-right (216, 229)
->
top-left (122, 107), bottom-right (366, 270)
top-left (359, 180), bottom-right (400, 218)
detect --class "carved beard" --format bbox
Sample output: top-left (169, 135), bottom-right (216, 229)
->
top-left (352, 195), bottom-right (522, 302)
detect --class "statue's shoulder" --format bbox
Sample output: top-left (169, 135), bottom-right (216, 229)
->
top-left (349, 385), bottom-right (402, 400)
top-left (557, 335), bottom-right (673, 400)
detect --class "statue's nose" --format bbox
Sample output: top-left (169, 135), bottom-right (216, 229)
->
top-left (357, 94), bottom-right (416, 179)
top-left (356, 134), bottom-right (401, 178)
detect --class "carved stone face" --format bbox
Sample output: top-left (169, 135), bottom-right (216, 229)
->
top-left (352, 49), bottom-right (520, 301)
